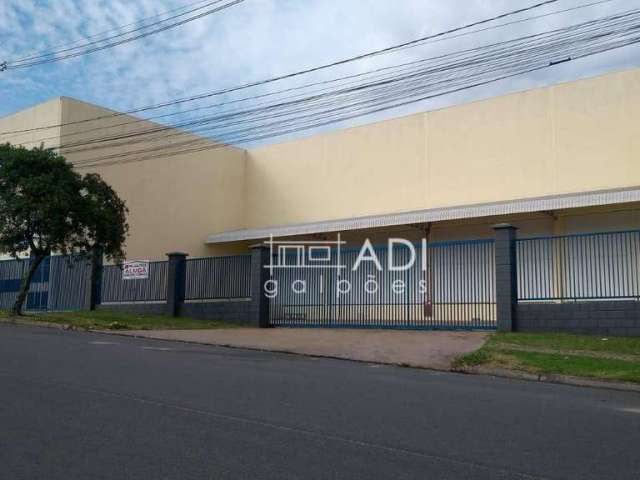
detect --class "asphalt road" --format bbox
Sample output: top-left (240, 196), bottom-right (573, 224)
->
top-left (1, 324), bottom-right (640, 480)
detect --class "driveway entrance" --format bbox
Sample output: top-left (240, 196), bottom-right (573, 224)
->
top-left (114, 328), bottom-right (489, 370)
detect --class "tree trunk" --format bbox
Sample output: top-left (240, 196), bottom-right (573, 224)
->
top-left (12, 255), bottom-right (46, 316)
top-left (89, 248), bottom-right (103, 310)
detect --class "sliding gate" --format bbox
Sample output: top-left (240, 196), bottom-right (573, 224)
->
top-left (269, 239), bottom-right (496, 330)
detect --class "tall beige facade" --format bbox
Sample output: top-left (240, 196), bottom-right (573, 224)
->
top-left (1, 68), bottom-right (639, 260)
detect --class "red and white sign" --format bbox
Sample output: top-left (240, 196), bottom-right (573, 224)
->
top-left (122, 260), bottom-right (149, 280)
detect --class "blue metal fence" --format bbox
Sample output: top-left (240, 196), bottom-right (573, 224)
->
top-left (0, 258), bottom-right (26, 310)
top-left (184, 255), bottom-right (251, 300)
top-left (516, 230), bottom-right (640, 301)
top-left (0, 256), bottom-right (89, 311)
top-left (0, 257), bottom-right (50, 311)
top-left (269, 239), bottom-right (496, 330)
top-left (48, 256), bottom-right (91, 310)
top-left (101, 261), bottom-right (168, 303)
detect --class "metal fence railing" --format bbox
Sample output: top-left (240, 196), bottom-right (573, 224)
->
top-left (0, 255), bottom-right (89, 311)
top-left (101, 260), bottom-right (168, 303)
top-left (269, 239), bottom-right (496, 330)
top-left (0, 257), bottom-right (49, 310)
top-left (516, 230), bottom-right (640, 301)
top-left (184, 255), bottom-right (251, 300)
top-left (47, 256), bottom-right (91, 310)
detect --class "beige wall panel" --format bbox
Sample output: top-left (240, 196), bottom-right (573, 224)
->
top-left (427, 87), bottom-right (556, 207)
top-left (556, 206), bottom-right (640, 234)
top-left (245, 68), bottom-right (640, 232)
top-left (60, 98), bottom-right (247, 261)
top-left (246, 113), bottom-right (427, 228)
top-left (552, 69), bottom-right (640, 193)
top-left (0, 98), bottom-right (62, 149)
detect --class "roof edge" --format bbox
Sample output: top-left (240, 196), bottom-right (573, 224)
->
top-left (206, 186), bottom-right (640, 244)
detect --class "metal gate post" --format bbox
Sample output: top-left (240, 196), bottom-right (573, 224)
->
top-left (250, 245), bottom-right (271, 328)
top-left (493, 224), bottom-right (518, 332)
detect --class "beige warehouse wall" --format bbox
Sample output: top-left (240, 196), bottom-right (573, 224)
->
top-left (0, 98), bottom-right (62, 150)
top-left (0, 96), bottom-right (247, 260)
top-left (1, 67), bottom-right (639, 259)
top-left (58, 98), bottom-right (247, 260)
top-left (246, 67), bottom-right (640, 230)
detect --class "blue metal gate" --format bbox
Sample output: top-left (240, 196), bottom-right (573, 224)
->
top-left (269, 239), bottom-right (496, 330)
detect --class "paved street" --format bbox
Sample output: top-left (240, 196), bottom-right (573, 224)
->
top-left (1, 324), bottom-right (640, 480)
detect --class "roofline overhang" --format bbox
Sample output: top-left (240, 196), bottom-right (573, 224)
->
top-left (206, 186), bottom-right (640, 244)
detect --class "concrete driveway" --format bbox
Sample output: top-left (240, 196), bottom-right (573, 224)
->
top-left (113, 328), bottom-right (489, 370)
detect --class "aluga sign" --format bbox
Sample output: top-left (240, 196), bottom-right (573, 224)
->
top-left (122, 260), bottom-right (150, 280)
top-left (263, 236), bottom-right (435, 299)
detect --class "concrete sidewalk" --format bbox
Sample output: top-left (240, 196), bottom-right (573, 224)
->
top-left (113, 328), bottom-right (489, 370)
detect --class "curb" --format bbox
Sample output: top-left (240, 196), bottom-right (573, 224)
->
top-left (455, 365), bottom-right (640, 393)
top-left (0, 318), bottom-right (81, 331)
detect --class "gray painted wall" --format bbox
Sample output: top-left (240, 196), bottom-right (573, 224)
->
top-left (98, 299), bottom-right (253, 326)
top-left (517, 301), bottom-right (640, 336)
top-left (98, 303), bottom-right (167, 316)
top-left (179, 300), bottom-right (251, 325)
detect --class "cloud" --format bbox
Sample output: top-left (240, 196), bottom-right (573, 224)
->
top-left (1, 0), bottom-right (639, 146)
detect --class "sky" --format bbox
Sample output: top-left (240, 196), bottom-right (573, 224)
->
top-left (1, 0), bottom-right (640, 147)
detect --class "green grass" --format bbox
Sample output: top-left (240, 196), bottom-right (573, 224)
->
top-left (2, 309), bottom-right (238, 331)
top-left (491, 332), bottom-right (640, 357)
top-left (454, 332), bottom-right (640, 384)
top-left (503, 349), bottom-right (640, 383)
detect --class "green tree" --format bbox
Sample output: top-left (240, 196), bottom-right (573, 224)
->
top-left (75, 173), bottom-right (129, 309)
top-left (0, 144), bottom-right (128, 315)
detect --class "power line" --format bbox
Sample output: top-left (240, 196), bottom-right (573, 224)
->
top-left (57, 9), bottom-right (640, 154)
top-left (6, 0), bottom-right (616, 148)
top-left (0, 0), bottom-right (559, 134)
top-left (2, 0), bottom-right (245, 70)
top-left (60, 9), bottom-right (640, 168)
top-left (10, 0), bottom-right (217, 61)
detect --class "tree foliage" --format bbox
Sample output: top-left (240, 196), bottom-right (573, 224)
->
top-left (75, 173), bottom-right (129, 264)
top-left (0, 144), bottom-right (129, 315)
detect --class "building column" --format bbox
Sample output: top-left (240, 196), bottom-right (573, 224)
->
top-left (250, 245), bottom-right (271, 328)
top-left (166, 252), bottom-right (188, 317)
top-left (493, 224), bottom-right (518, 332)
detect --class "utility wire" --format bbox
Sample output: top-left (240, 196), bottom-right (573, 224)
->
top-left (9, 0), bottom-right (217, 61)
top-left (55, 10), bottom-right (640, 153)
top-left (2, 0), bottom-right (245, 70)
top-left (0, 0), bottom-right (558, 133)
top-left (11, 9), bottom-right (640, 164)
top-left (58, 10), bottom-right (640, 168)
top-left (6, 0), bottom-right (616, 147)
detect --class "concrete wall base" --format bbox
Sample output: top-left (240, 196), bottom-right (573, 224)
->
top-left (98, 300), bottom-right (253, 326)
top-left (98, 303), bottom-right (167, 316)
top-left (179, 300), bottom-right (252, 325)
top-left (517, 301), bottom-right (640, 336)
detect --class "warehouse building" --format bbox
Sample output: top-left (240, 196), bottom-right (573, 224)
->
top-left (1, 67), bottom-right (639, 261)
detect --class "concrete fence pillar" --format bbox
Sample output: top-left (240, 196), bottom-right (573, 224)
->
top-left (250, 245), bottom-right (271, 328)
top-left (493, 224), bottom-right (518, 332)
top-left (166, 252), bottom-right (188, 317)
